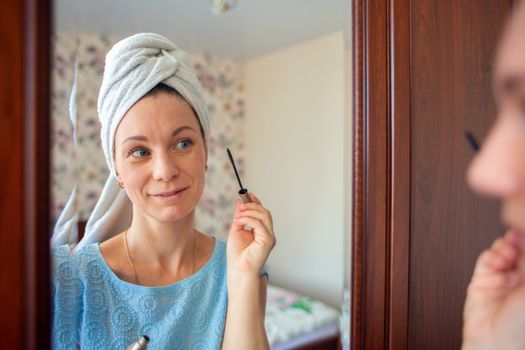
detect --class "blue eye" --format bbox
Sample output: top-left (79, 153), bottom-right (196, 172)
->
top-left (175, 139), bottom-right (193, 150)
top-left (131, 148), bottom-right (150, 158)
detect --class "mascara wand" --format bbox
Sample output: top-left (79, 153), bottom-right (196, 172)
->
top-left (227, 148), bottom-right (252, 203)
top-left (464, 130), bottom-right (480, 152)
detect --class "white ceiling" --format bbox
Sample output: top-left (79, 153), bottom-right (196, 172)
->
top-left (54, 0), bottom-right (347, 61)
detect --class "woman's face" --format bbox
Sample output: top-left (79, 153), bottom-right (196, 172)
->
top-left (114, 91), bottom-right (207, 223)
top-left (467, 12), bottom-right (525, 233)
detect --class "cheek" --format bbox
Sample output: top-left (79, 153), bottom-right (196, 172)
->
top-left (119, 163), bottom-right (150, 194)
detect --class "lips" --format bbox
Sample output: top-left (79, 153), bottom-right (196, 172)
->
top-left (153, 187), bottom-right (188, 198)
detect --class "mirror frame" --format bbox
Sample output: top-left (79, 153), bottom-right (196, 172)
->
top-left (351, 0), bottom-right (411, 348)
top-left (25, 1), bottom-right (361, 349)
top-left (24, 0), bottom-right (52, 348)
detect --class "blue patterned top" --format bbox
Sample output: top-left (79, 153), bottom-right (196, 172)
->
top-left (51, 238), bottom-right (229, 350)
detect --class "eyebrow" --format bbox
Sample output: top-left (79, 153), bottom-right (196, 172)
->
top-left (121, 126), bottom-right (196, 145)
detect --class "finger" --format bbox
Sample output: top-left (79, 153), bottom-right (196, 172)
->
top-left (236, 209), bottom-right (273, 228)
top-left (233, 216), bottom-right (274, 244)
top-left (249, 193), bottom-right (262, 205)
top-left (239, 201), bottom-right (266, 212)
top-left (474, 248), bottom-right (515, 276)
top-left (231, 200), bottom-right (271, 232)
top-left (234, 198), bottom-right (246, 215)
top-left (469, 270), bottom-right (522, 290)
top-left (239, 203), bottom-right (272, 220)
top-left (504, 230), bottom-right (521, 244)
top-left (492, 237), bottom-right (519, 265)
top-left (509, 229), bottom-right (525, 252)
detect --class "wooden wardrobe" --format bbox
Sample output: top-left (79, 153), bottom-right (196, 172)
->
top-left (350, 0), bottom-right (514, 349)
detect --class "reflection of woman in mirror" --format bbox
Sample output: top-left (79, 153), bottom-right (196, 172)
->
top-left (462, 2), bottom-right (525, 348)
top-left (51, 33), bottom-right (275, 349)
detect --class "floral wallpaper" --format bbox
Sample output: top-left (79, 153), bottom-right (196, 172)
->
top-left (51, 33), bottom-right (246, 240)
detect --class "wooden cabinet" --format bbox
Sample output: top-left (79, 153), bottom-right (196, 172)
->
top-left (0, 0), bottom-right (51, 348)
top-left (351, 0), bottom-right (512, 348)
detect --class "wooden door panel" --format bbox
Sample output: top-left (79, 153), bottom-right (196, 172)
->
top-left (352, 0), bottom-right (512, 348)
top-left (409, 1), bottom-right (510, 348)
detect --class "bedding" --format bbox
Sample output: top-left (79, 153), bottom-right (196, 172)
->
top-left (265, 284), bottom-right (340, 349)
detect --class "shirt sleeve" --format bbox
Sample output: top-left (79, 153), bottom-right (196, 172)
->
top-left (51, 245), bottom-right (82, 349)
top-left (259, 265), bottom-right (269, 280)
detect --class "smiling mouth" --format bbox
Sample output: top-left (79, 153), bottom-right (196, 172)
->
top-left (153, 187), bottom-right (189, 197)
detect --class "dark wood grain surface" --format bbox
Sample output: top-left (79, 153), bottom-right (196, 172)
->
top-left (0, 0), bottom-right (24, 347)
top-left (0, 0), bottom-right (51, 348)
top-left (351, 0), bottom-right (389, 348)
top-left (409, 1), bottom-right (510, 348)
top-left (352, 0), bottom-right (512, 349)
top-left (23, 0), bottom-right (52, 348)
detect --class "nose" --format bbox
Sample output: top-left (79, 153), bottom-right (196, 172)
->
top-left (467, 113), bottom-right (521, 198)
top-left (152, 150), bottom-right (180, 182)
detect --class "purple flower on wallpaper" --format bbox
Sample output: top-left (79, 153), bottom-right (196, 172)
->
top-left (193, 62), bottom-right (203, 71)
top-left (55, 163), bottom-right (68, 173)
top-left (55, 128), bottom-right (72, 151)
top-left (86, 191), bottom-right (98, 200)
top-left (54, 55), bottom-right (70, 78)
top-left (207, 136), bottom-right (218, 150)
top-left (85, 117), bottom-right (97, 127)
top-left (199, 73), bottom-right (217, 93)
top-left (85, 45), bottom-right (107, 73)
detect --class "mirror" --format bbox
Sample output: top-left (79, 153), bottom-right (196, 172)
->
top-left (51, 0), bottom-right (350, 348)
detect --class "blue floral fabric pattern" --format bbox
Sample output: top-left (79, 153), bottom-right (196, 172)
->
top-left (51, 239), bottom-right (228, 349)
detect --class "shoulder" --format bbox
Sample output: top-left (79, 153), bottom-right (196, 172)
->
top-left (51, 244), bottom-right (77, 284)
top-left (69, 243), bottom-right (105, 281)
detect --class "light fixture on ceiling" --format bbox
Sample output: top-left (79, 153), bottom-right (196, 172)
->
top-left (209, 0), bottom-right (239, 14)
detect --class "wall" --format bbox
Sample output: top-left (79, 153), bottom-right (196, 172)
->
top-left (244, 31), bottom-right (345, 307)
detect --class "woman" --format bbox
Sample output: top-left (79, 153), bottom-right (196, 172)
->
top-left (51, 33), bottom-right (275, 349)
top-left (463, 1), bottom-right (525, 348)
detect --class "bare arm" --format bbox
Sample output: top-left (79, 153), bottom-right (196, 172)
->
top-left (222, 193), bottom-right (274, 350)
top-left (222, 275), bottom-right (269, 349)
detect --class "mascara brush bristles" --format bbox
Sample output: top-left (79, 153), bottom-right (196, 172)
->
top-left (227, 148), bottom-right (244, 190)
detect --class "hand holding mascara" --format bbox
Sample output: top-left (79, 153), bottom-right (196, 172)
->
top-left (225, 148), bottom-right (276, 277)
top-left (227, 148), bottom-right (252, 204)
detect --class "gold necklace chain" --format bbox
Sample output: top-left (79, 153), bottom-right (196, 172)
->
top-left (123, 229), bottom-right (197, 285)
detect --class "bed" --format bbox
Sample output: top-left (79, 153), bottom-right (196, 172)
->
top-left (265, 284), bottom-right (340, 349)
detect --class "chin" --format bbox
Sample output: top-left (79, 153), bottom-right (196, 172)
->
top-left (502, 205), bottom-right (525, 235)
top-left (152, 206), bottom-right (196, 223)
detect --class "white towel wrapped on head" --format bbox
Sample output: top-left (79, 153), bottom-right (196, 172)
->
top-left (51, 33), bottom-right (210, 250)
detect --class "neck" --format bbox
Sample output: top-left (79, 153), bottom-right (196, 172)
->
top-left (126, 208), bottom-right (197, 270)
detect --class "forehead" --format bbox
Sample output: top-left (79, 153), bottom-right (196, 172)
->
top-left (115, 92), bottom-right (199, 138)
